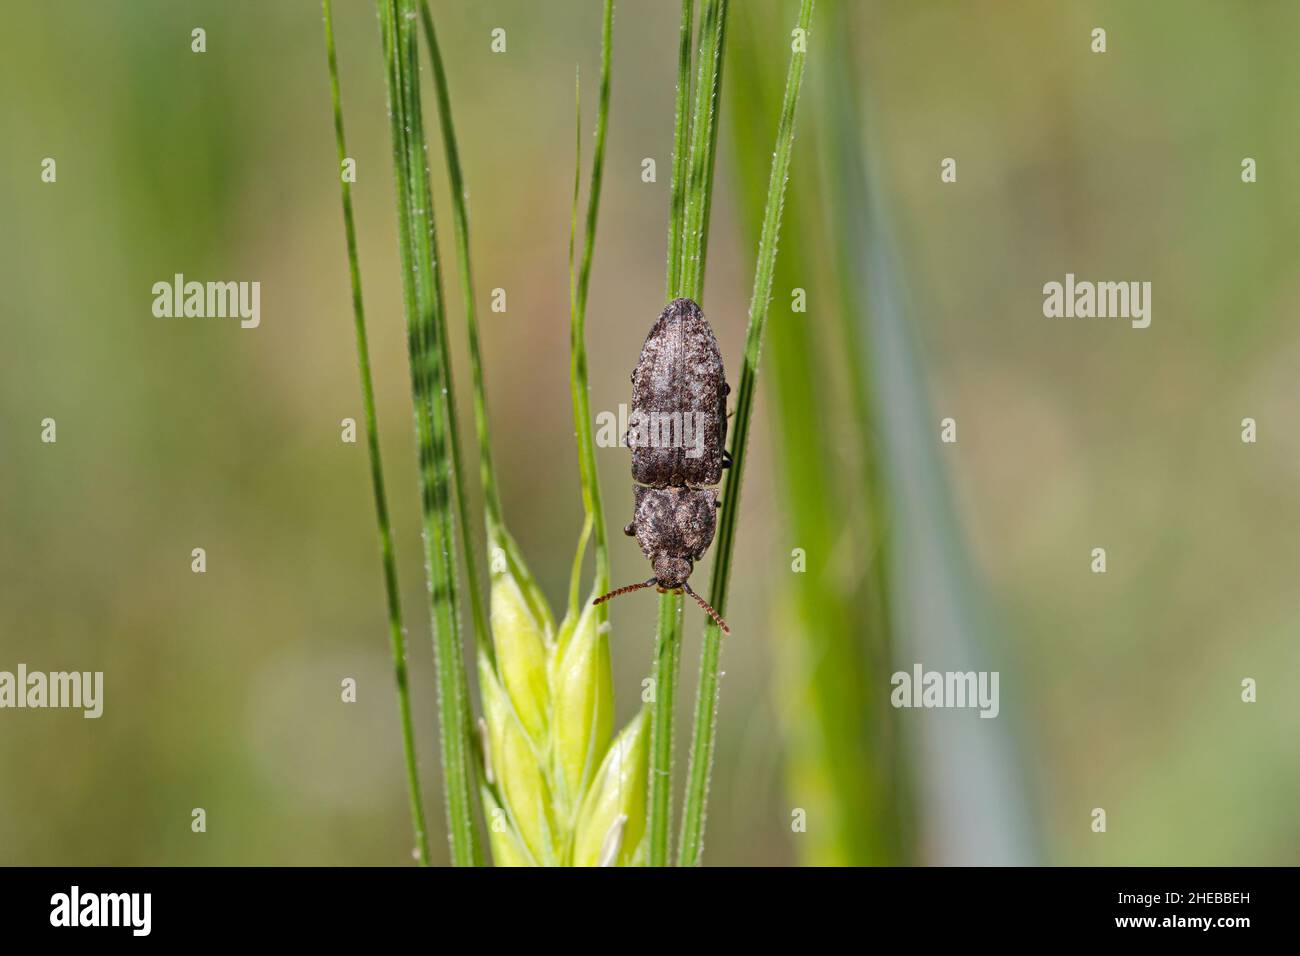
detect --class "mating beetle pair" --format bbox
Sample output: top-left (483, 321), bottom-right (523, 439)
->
top-left (593, 298), bottom-right (731, 633)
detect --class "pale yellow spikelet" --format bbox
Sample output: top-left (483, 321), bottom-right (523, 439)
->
top-left (489, 561), bottom-right (550, 745)
top-left (479, 657), bottom-right (557, 865)
top-left (571, 709), bottom-right (649, 867)
top-left (550, 601), bottom-right (614, 822)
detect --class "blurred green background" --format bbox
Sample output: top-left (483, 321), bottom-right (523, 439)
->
top-left (1, 0), bottom-right (1296, 866)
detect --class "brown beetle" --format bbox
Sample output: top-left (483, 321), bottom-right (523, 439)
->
top-left (594, 298), bottom-right (731, 633)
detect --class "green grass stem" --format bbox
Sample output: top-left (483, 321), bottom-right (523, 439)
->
top-left (321, 0), bottom-right (432, 868)
top-left (569, 0), bottom-right (616, 604)
top-left (665, 0), bottom-right (695, 299)
top-left (376, 0), bottom-right (481, 867)
top-left (678, 0), bottom-right (814, 867)
top-left (648, 0), bottom-right (729, 868)
top-left (417, 1), bottom-right (498, 671)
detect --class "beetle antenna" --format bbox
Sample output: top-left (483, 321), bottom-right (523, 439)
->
top-left (592, 578), bottom-right (657, 606)
top-left (684, 583), bottom-right (730, 635)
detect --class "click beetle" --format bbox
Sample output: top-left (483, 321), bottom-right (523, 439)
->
top-left (594, 298), bottom-right (731, 633)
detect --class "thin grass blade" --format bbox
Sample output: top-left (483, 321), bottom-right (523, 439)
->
top-left (321, 0), bottom-right (432, 867)
top-left (376, 0), bottom-right (482, 866)
top-left (665, 0), bottom-right (695, 298)
top-left (678, 0), bottom-right (814, 868)
top-left (647, 0), bottom-right (730, 868)
top-left (570, 0), bottom-right (616, 602)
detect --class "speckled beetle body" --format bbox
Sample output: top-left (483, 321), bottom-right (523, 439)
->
top-left (630, 297), bottom-right (729, 488)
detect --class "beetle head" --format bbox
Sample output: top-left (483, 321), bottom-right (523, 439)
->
top-left (592, 565), bottom-right (730, 634)
top-left (652, 554), bottom-right (692, 590)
